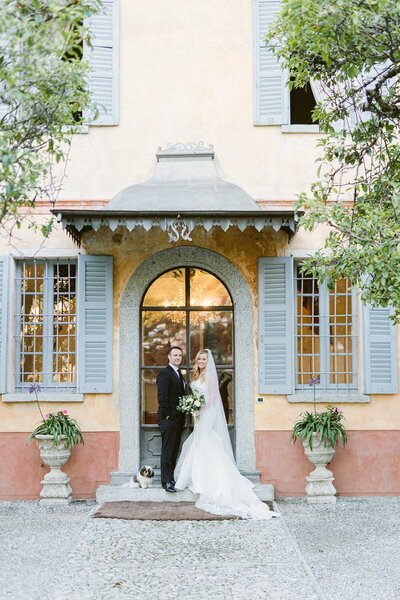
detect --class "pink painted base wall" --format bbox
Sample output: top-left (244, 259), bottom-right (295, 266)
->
top-left (0, 432), bottom-right (119, 500)
top-left (1, 430), bottom-right (399, 499)
top-left (256, 430), bottom-right (400, 496)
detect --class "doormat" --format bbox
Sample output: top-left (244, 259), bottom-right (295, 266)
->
top-left (93, 501), bottom-right (274, 521)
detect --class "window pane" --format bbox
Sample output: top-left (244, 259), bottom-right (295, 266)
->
top-left (329, 279), bottom-right (353, 385)
top-left (17, 260), bottom-right (77, 390)
top-left (143, 269), bottom-right (185, 307)
top-left (296, 268), bottom-right (320, 387)
top-left (20, 354), bottom-right (43, 383)
top-left (189, 269), bottom-right (231, 306)
top-left (22, 263), bottom-right (44, 294)
top-left (141, 368), bottom-right (160, 424)
top-left (19, 262), bottom-right (45, 386)
top-left (53, 263), bottom-right (76, 385)
top-left (190, 311), bottom-right (233, 365)
top-left (142, 311), bottom-right (186, 366)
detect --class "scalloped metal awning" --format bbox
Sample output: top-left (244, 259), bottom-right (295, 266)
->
top-left (53, 143), bottom-right (298, 244)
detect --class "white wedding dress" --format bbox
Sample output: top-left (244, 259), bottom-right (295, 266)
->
top-left (175, 350), bottom-right (279, 520)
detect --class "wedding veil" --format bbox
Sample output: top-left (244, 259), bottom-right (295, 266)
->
top-left (199, 349), bottom-right (235, 463)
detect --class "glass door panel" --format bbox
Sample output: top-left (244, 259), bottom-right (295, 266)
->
top-left (142, 268), bottom-right (185, 307)
top-left (217, 368), bottom-right (234, 425)
top-left (189, 269), bottom-right (232, 306)
top-left (142, 311), bottom-right (186, 366)
top-left (189, 311), bottom-right (233, 366)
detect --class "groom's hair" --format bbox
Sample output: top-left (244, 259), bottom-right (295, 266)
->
top-left (168, 346), bottom-right (183, 355)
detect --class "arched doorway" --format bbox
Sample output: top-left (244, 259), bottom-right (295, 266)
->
top-left (118, 246), bottom-right (256, 479)
top-left (140, 267), bottom-right (234, 468)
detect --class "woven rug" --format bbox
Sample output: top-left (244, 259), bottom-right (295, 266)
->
top-left (93, 501), bottom-right (274, 521)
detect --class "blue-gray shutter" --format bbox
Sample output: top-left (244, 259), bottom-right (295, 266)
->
top-left (363, 305), bottom-right (398, 394)
top-left (258, 257), bottom-right (293, 393)
top-left (253, 0), bottom-right (288, 125)
top-left (86, 0), bottom-right (119, 125)
top-left (0, 256), bottom-right (10, 394)
top-left (78, 255), bottom-right (113, 393)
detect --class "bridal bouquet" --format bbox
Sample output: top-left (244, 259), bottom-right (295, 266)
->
top-left (177, 390), bottom-right (206, 419)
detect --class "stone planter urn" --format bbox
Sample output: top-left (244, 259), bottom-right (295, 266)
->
top-left (302, 433), bottom-right (336, 504)
top-left (35, 434), bottom-right (72, 504)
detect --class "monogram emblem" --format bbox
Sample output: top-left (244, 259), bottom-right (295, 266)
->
top-left (168, 217), bottom-right (193, 242)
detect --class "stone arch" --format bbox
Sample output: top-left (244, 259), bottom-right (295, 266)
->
top-left (118, 246), bottom-right (256, 476)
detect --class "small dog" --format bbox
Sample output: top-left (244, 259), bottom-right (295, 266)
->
top-left (122, 466), bottom-right (155, 489)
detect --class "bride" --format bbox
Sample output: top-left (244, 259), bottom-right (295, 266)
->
top-left (175, 349), bottom-right (279, 520)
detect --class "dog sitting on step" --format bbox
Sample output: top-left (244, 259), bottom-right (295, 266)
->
top-left (122, 466), bottom-right (155, 489)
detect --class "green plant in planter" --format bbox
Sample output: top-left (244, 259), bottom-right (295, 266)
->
top-left (291, 377), bottom-right (347, 450)
top-left (28, 384), bottom-right (84, 449)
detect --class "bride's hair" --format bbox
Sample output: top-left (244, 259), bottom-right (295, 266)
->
top-left (191, 349), bottom-right (208, 381)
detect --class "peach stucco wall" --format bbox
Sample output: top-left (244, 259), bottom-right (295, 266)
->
top-left (254, 394), bottom-right (400, 431)
top-left (55, 0), bottom-right (321, 202)
top-left (0, 432), bottom-right (119, 500)
top-left (256, 430), bottom-right (400, 496)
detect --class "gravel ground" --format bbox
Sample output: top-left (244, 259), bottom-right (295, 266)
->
top-left (0, 497), bottom-right (399, 600)
top-left (278, 497), bottom-right (400, 600)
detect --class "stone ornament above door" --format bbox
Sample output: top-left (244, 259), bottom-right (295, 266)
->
top-left (53, 143), bottom-right (298, 244)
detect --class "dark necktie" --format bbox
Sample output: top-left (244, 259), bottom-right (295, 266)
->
top-left (177, 369), bottom-right (184, 385)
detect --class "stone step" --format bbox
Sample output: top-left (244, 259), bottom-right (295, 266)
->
top-left (96, 483), bottom-right (274, 504)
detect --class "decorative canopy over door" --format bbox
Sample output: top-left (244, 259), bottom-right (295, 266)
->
top-left (53, 142), bottom-right (298, 243)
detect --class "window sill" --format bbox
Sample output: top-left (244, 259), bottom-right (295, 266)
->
top-left (62, 125), bottom-right (89, 134)
top-left (2, 393), bottom-right (84, 403)
top-left (281, 125), bottom-right (320, 134)
top-left (287, 392), bottom-right (370, 404)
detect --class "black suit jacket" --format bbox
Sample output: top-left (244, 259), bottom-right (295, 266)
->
top-left (156, 365), bottom-right (187, 422)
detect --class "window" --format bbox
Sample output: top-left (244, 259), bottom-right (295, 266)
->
top-left (253, 0), bottom-right (319, 127)
top-left (15, 260), bottom-right (77, 391)
top-left (258, 256), bottom-right (397, 396)
top-left (289, 79), bottom-right (317, 125)
top-left (63, 17), bottom-right (84, 125)
top-left (84, 0), bottom-right (119, 126)
top-left (295, 267), bottom-right (357, 391)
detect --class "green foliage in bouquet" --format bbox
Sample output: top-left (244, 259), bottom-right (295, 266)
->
top-left (177, 390), bottom-right (206, 419)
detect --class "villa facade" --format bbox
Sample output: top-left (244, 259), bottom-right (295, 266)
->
top-left (0, 0), bottom-right (398, 500)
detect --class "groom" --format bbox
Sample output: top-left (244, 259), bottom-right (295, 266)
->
top-left (156, 346), bottom-right (187, 493)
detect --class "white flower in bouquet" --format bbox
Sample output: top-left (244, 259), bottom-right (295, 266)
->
top-left (177, 390), bottom-right (206, 419)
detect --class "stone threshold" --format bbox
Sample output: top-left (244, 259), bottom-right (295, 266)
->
top-left (96, 483), bottom-right (275, 504)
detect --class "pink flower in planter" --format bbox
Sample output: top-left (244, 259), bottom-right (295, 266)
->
top-left (63, 410), bottom-right (68, 414)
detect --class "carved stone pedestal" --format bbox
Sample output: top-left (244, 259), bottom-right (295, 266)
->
top-left (35, 435), bottom-right (72, 504)
top-left (303, 434), bottom-right (336, 505)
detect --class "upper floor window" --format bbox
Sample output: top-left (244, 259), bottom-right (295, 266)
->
top-left (15, 260), bottom-right (77, 391)
top-left (295, 267), bottom-right (357, 392)
top-left (84, 0), bottom-right (119, 126)
top-left (253, 0), bottom-right (319, 127)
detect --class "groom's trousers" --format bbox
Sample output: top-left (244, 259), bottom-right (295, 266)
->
top-left (157, 416), bottom-right (184, 484)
